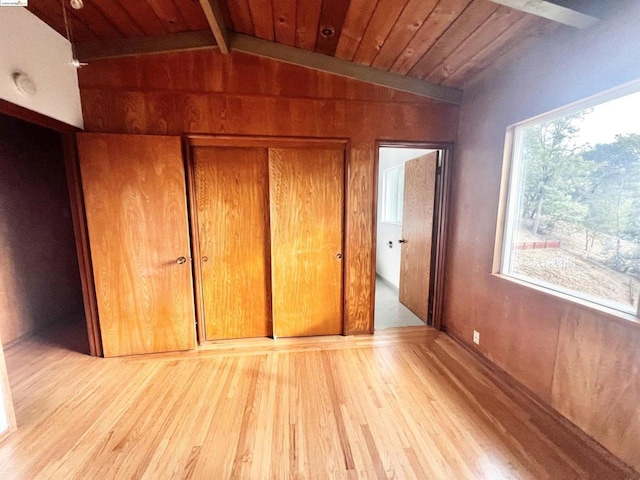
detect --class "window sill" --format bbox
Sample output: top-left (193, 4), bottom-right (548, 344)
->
top-left (490, 272), bottom-right (640, 328)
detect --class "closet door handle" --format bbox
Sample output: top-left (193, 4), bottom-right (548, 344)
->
top-left (398, 239), bottom-right (407, 244)
top-left (336, 253), bottom-right (342, 260)
top-left (176, 256), bottom-right (187, 265)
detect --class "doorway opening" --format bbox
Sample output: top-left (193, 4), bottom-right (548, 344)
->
top-left (0, 111), bottom-right (88, 353)
top-left (373, 143), bottom-right (449, 330)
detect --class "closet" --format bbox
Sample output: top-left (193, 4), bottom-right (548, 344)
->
top-left (188, 136), bottom-right (346, 342)
top-left (76, 133), bottom-right (346, 356)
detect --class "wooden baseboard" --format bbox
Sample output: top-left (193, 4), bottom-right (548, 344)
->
top-left (443, 327), bottom-right (638, 476)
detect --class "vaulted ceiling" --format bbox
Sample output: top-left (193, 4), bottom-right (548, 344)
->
top-left (26, 0), bottom-right (590, 93)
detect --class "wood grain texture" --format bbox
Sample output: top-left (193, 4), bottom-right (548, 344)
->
top-left (370, 0), bottom-right (439, 70)
top-left (295, 0), bottom-right (323, 50)
top-left (88, 0), bottom-right (145, 37)
top-left (430, 148), bottom-right (451, 330)
top-left (409, 0), bottom-right (500, 79)
top-left (352, 0), bottom-right (409, 66)
top-left (390, 0), bottom-right (472, 75)
top-left (27, 0), bottom-right (97, 42)
top-left (142, 0), bottom-right (189, 34)
top-left (28, 0), bottom-right (559, 88)
top-left (425, 6), bottom-right (525, 84)
top-left (192, 146), bottom-right (272, 340)
top-left (104, 1), bottom-right (167, 37)
top-left (77, 49), bottom-right (459, 336)
top-left (334, 0), bottom-right (377, 61)
top-left (314, 0), bottom-right (351, 56)
top-left (63, 134), bottom-right (102, 357)
top-left (226, 0), bottom-right (255, 34)
top-left (0, 322), bottom-right (633, 478)
top-left (269, 148), bottom-right (344, 337)
top-left (441, 15), bottom-right (556, 88)
top-left (399, 153), bottom-right (437, 322)
top-left (77, 133), bottom-right (196, 356)
top-left (27, 0), bottom-right (209, 40)
top-left (272, 0), bottom-right (297, 46)
top-left (248, 0), bottom-right (275, 40)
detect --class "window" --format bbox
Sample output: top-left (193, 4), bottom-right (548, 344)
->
top-left (381, 165), bottom-right (404, 224)
top-left (500, 83), bottom-right (640, 317)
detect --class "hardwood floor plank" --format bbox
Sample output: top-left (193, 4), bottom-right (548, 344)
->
top-left (0, 323), bottom-right (634, 479)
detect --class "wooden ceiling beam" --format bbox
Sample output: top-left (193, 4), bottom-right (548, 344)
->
top-left (75, 31), bottom-right (462, 105)
top-left (488, 0), bottom-right (600, 28)
top-left (229, 33), bottom-right (463, 104)
top-left (75, 31), bottom-right (217, 62)
top-left (198, 0), bottom-right (229, 54)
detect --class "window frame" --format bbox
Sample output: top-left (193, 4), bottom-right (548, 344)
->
top-left (494, 80), bottom-right (640, 321)
top-left (380, 164), bottom-right (405, 225)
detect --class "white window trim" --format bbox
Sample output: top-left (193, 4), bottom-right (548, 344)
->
top-left (493, 79), bottom-right (640, 321)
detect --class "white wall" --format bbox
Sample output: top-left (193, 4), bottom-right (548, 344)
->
top-left (376, 148), bottom-right (434, 288)
top-left (0, 7), bottom-right (83, 128)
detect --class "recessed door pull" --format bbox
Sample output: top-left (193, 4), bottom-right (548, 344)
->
top-left (336, 253), bottom-right (342, 260)
top-left (176, 256), bottom-right (187, 264)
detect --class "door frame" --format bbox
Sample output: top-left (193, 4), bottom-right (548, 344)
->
top-left (372, 141), bottom-right (453, 331)
top-left (184, 134), bottom-right (350, 345)
top-left (0, 102), bottom-right (102, 357)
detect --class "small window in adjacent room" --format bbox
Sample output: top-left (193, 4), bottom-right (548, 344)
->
top-left (381, 165), bottom-right (405, 224)
top-left (499, 83), bottom-right (640, 317)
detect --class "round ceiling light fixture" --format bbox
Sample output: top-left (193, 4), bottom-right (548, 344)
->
top-left (11, 70), bottom-right (37, 97)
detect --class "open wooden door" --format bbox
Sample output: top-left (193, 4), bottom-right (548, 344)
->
top-left (77, 133), bottom-right (196, 357)
top-left (399, 152), bottom-right (438, 322)
top-left (269, 148), bottom-right (344, 337)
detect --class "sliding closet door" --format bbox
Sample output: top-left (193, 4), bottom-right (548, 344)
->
top-left (192, 147), bottom-right (271, 340)
top-left (77, 133), bottom-right (196, 357)
top-left (269, 148), bottom-right (344, 337)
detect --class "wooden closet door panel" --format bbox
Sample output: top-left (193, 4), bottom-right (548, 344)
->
top-left (193, 147), bottom-right (271, 340)
top-left (77, 133), bottom-right (195, 357)
top-left (269, 148), bottom-right (344, 337)
top-left (399, 152), bottom-right (438, 322)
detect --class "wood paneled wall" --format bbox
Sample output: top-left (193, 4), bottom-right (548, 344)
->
top-left (0, 114), bottom-right (84, 344)
top-left (77, 49), bottom-right (459, 334)
top-left (444, 0), bottom-right (640, 472)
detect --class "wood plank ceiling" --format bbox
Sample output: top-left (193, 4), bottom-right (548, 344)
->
top-left (27, 0), bottom-right (559, 89)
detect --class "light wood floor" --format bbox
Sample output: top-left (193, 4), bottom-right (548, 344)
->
top-left (0, 323), bottom-right (634, 479)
